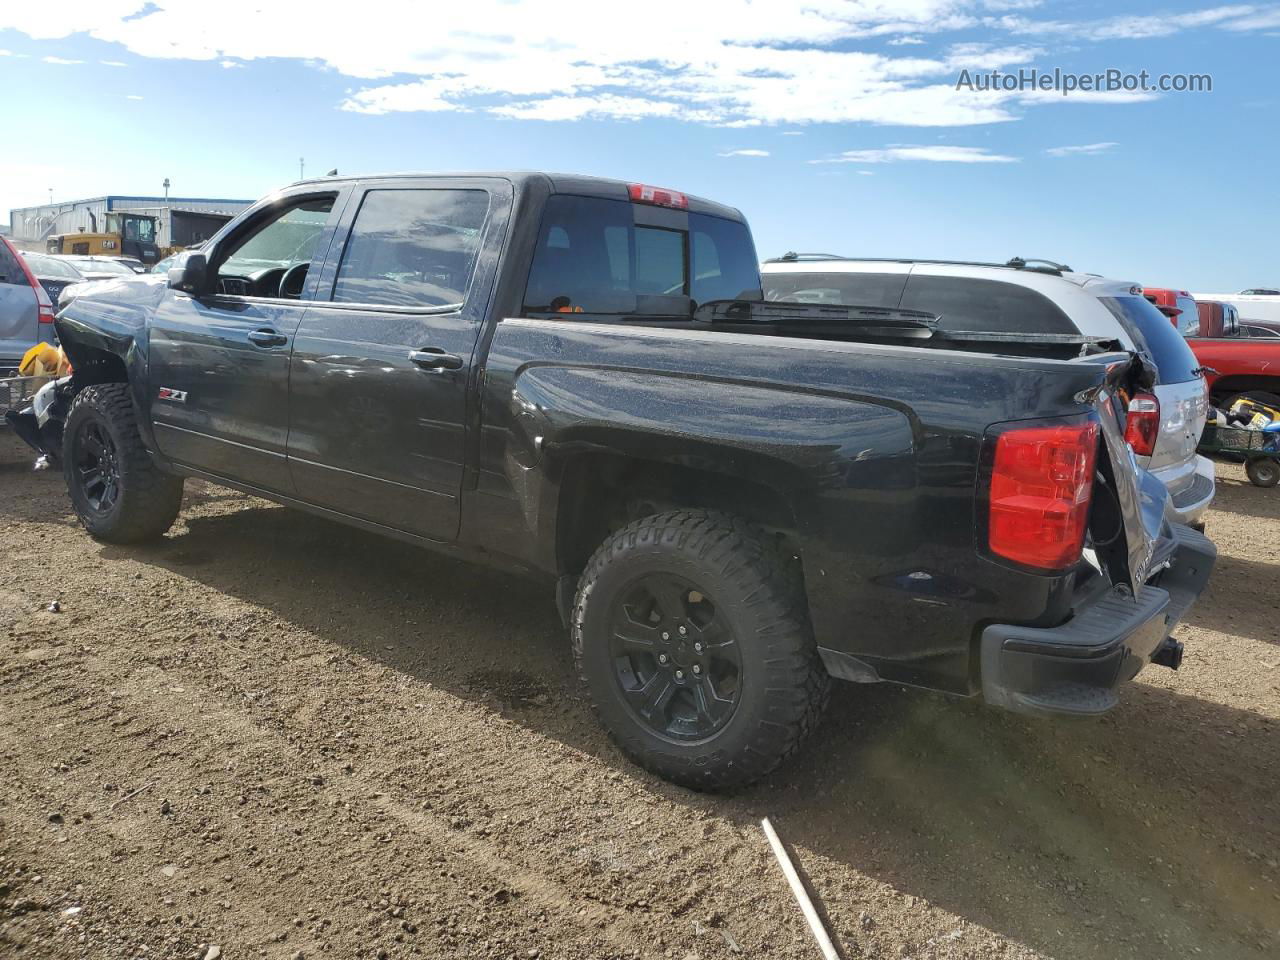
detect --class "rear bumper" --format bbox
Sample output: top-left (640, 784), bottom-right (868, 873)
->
top-left (1164, 455), bottom-right (1216, 526)
top-left (980, 524), bottom-right (1216, 717)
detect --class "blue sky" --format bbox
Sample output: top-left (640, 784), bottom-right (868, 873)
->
top-left (2, 1), bottom-right (1278, 291)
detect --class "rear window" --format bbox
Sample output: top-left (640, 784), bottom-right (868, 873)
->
top-left (522, 195), bottom-right (760, 316)
top-left (0, 242), bottom-right (25, 285)
top-left (1100, 296), bottom-right (1201, 383)
top-left (763, 271), bottom-right (907, 308)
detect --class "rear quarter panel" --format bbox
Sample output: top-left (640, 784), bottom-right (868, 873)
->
top-left (475, 318), bottom-right (1115, 694)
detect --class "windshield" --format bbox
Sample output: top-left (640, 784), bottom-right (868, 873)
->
top-left (1100, 295), bottom-right (1201, 383)
top-left (122, 217), bottom-right (156, 243)
top-left (522, 195), bottom-right (760, 316)
top-left (22, 253), bottom-right (82, 279)
top-left (1175, 296), bottom-right (1200, 336)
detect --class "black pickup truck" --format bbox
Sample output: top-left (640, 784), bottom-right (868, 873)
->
top-left (34, 172), bottom-right (1214, 789)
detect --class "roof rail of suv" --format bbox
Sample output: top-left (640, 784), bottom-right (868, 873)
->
top-left (764, 253), bottom-right (1075, 276)
top-left (766, 252), bottom-right (849, 262)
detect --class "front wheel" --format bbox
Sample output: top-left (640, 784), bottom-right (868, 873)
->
top-left (62, 383), bottom-right (185, 543)
top-left (1245, 457), bottom-right (1280, 488)
top-left (572, 510), bottom-right (829, 791)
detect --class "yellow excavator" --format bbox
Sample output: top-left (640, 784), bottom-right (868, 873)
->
top-left (45, 211), bottom-right (162, 265)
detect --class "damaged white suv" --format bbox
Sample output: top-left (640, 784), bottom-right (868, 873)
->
top-left (762, 255), bottom-right (1215, 528)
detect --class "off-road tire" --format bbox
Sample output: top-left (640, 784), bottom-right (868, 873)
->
top-left (572, 510), bottom-right (829, 791)
top-left (62, 383), bottom-right (184, 543)
top-left (1245, 457), bottom-right (1280, 488)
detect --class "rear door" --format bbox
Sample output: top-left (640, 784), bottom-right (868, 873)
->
top-left (286, 178), bottom-right (510, 541)
top-left (0, 240), bottom-right (38, 366)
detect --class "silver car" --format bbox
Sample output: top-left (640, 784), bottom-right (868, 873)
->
top-left (761, 255), bottom-right (1214, 527)
top-left (0, 237), bottom-right (56, 369)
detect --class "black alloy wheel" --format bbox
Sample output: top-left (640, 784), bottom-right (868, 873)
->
top-left (608, 573), bottom-right (742, 741)
top-left (73, 419), bottom-right (121, 513)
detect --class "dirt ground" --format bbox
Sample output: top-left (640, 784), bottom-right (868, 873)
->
top-left (0, 432), bottom-right (1276, 960)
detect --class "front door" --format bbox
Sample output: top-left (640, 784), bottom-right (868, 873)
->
top-left (148, 191), bottom-right (344, 493)
top-left (286, 180), bottom-right (505, 541)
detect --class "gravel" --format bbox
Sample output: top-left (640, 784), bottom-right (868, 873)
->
top-left (0, 434), bottom-right (1276, 959)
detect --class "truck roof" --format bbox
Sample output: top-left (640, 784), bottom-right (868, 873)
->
top-left (284, 171), bottom-right (747, 222)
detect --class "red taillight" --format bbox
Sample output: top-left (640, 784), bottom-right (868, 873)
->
top-left (628, 183), bottom-right (689, 209)
top-left (1124, 393), bottom-right (1160, 456)
top-left (988, 422), bottom-right (1099, 571)
top-left (36, 287), bottom-right (55, 324)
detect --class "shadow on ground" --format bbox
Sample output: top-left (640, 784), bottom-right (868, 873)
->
top-left (95, 498), bottom-right (1280, 960)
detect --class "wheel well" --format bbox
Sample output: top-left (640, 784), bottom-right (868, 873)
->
top-left (66, 345), bottom-right (128, 387)
top-left (1209, 374), bottom-right (1280, 405)
top-left (555, 453), bottom-right (802, 577)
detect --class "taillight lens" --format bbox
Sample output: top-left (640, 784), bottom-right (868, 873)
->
top-left (1124, 393), bottom-right (1160, 456)
top-left (989, 422), bottom-right (1099, 571)
top-left (35, 286), bottom-right (55, 324)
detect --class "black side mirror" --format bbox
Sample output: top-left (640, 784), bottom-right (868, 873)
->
top-left (168, 252), bottom-right (208, 295)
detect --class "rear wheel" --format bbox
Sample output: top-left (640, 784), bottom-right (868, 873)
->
top-left (572, 510), bottom-right (829, 791)
top-left (1245, 457), bottom-right (1280, 488)
top-left (63, 383), bottom-right (184, 543)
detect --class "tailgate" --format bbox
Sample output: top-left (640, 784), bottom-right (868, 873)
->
top-left (1081, 357), bottom-right (1169, 594)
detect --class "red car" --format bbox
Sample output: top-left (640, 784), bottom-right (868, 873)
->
top-left (1187, 330), bottom-right (1280, 409)
top-left (1143, 287), bottom-right (1201, 336)
top-left (1195, 300), bottom-right (1241, 339)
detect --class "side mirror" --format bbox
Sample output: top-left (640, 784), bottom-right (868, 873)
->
top-left (168, 252), bottom-right (208, 294)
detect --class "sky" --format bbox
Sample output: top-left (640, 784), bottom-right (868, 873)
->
top-left (1, 0), bottom-right (1277, 291)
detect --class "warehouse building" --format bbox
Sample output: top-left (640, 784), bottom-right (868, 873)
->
top-left (8, 195), bottom-right (254, 252)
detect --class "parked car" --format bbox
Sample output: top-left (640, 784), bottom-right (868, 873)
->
top-left (1194, 299), bottom-right (1241, 338)
top-left (1240, 320), bottom-right (1280, 339)
top-left (1192, 289), bottom-right (1280, 325)
top-left (110, 257), bottom-right (148, 273)
top-left (1187, 333), bottom-right (1280, 410)
top-left (761, 255), bottom-right (1215, 528)
top-left (19, 251), bottom-right (87, 307)
top-left (0, 236), bottom-right (56, 370)
top-left (1141, 287), bottom-right (1201, 336)
top-left (32, 173), bottom-right (1215, 790)
top-left (55, 255), bottom-right (142, 281)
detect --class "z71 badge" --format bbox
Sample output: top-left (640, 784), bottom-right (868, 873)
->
top-left (157, 387), bottom-right (188, 403)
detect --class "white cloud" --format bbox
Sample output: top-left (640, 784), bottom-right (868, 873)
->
top-left (0, 49), bottom-right (11, 56)
top-left (125, 94), bottom-right (143, 100)
top-left (992, 5), bottom-right (1261, 41)
top-left (0, 1), bottom-right (1235, 127)
top-left (814, 144), bottom-right (1020, 163)
top-left (718, 148), bottom-right (770, 157)
top-left (1219, 8), bottom-right (1280, 29)
top-left (780, 131), bottom-right (805, 136)
top-left (100, 59), bottom-right (127, 66)
top-left (42, 55), bottom-right (85, 64)
top-left (1046, 141), bottom-right (1118, 156)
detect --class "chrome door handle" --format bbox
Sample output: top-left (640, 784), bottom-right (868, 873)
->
top-left (409, 348), bottom-right (463, 370)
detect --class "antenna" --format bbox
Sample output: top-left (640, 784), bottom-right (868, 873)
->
top-left (299, 157), bottom-right (305, 180)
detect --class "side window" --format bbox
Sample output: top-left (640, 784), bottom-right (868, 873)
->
top-left (217, 195), bottom-right (336, 298)
top-left (763, 271), bottom-right (907, 307)
top-left (899, 275), bottom-right (1076, 333)
top-left (332, 189), bottom-right (489, 308)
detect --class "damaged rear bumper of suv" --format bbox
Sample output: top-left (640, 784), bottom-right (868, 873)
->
top-left (980, 524), bottom-right (1216, 717)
